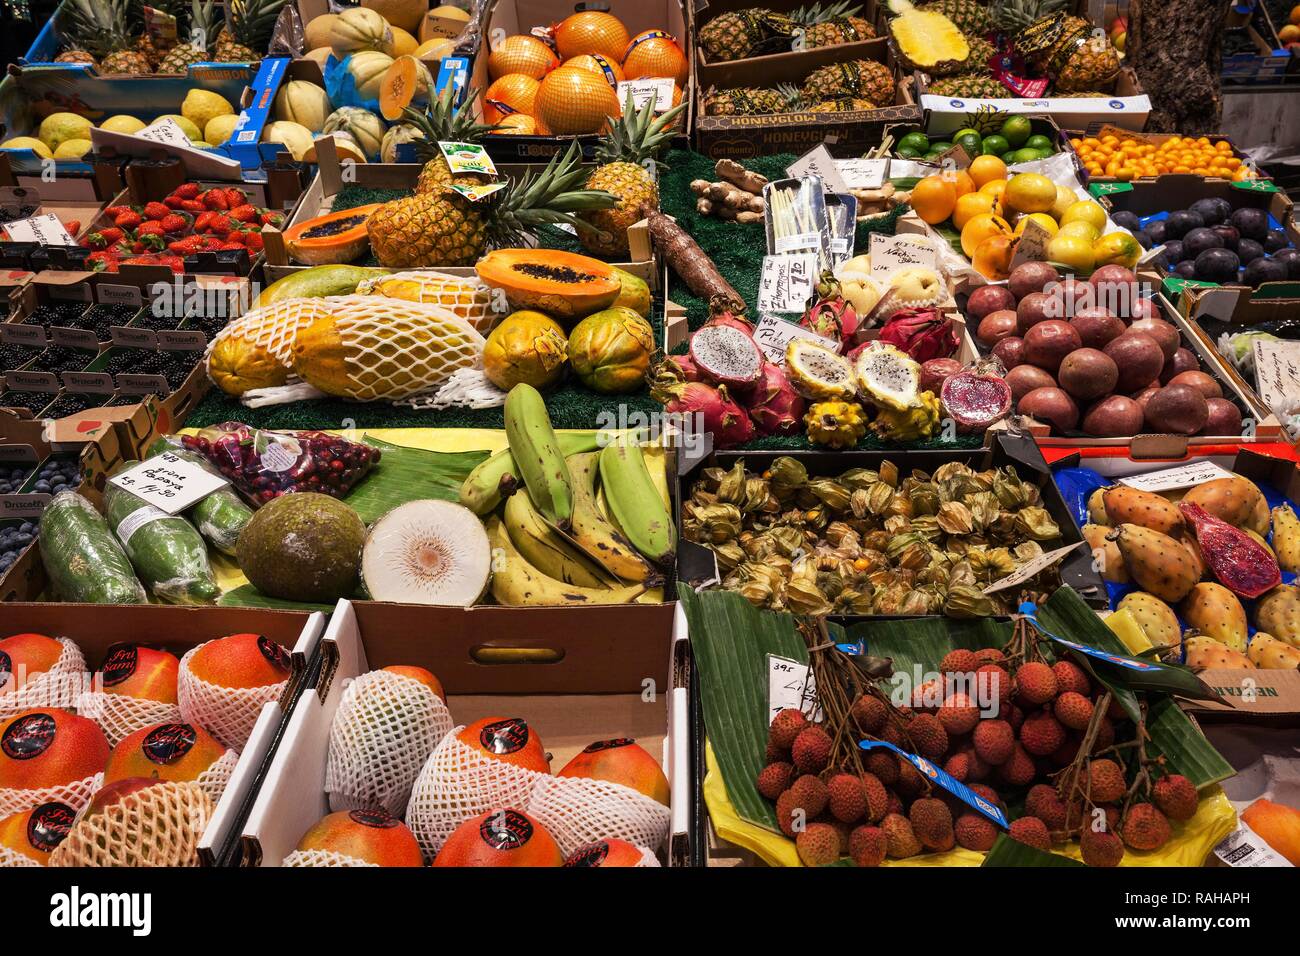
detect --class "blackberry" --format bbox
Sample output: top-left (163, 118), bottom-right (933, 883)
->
top-left (0, 390), bottom-right (56, 413)
top-left (0, 342), bottom-right (38, 371)
top-left (31, 346), bottom-right (96, 374)
top-left (40, 393), bottom-right (102, 420)
top-left (130, 310), bottom-right (182, 332)
top-left (181, 314), bottom-right (230, 338)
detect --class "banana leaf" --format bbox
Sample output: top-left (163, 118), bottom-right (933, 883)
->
top-left (981, 834), bottom-right (1085, 867)
top-left (837, 616), bottom-right (1012, 676)
top-left (218, 584), bottom-right (335, 614)
top-left (344, 438), bottom-right (489, 525)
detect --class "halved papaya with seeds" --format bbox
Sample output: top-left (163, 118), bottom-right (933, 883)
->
top-left (475, 249), bottom-right (622, 321)
top-left (380, 55), bottom-right (432, 121)
top-left (284, 204), bottom-right (384, 266)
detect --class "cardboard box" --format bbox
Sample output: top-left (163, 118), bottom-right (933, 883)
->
top-left (236, 596), bottom-right (691, 866)
top-left (1063, 124), bottom-right (1266, 187)
top-left (694, 44), bottom-right (918, 160)
top-left (0, 601), bottom-right (325, 865)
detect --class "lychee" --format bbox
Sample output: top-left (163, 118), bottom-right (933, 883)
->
top-left (909, 797), bottom-right (955, 852)
top-left (769, 708), bottom-right (809, 750)
top-left (848, 825), bottom-right (886, 866)
top-left (944, 752), bottom-right (972, 782)
top-left (850, 694), bottom-right (888, 734)
top-left (1052, 659), bottom-right (1090, 696)
top-left (996, 743), bottom-right (1036, 787)
top-left (1088, 759), bottom-right (1127, 803)
top-left (881, 812), bottom-right (921, 858)
top-left (906, 712), bottom-right (948, 760)
top-left (885, 790), bottom-right (904, 817)
top-left (1049, 733), bottom-right (1081, 767)
top-left (795, 822), bottom-right (841, 866)
top-left (1153, 774), bottom-right (1197, 822)
top-left (1054, 691), bottom-right (1094, 730)
top-left (975, 648), bottom-right (1006, 666)
top-left (1080, 827), bottom-right (1124, 867)
top-left (866, 750), bottom-right (899, 785)
top-left (940, 649), bottom-right (980, 675)
top-left (938, 693), bottom-right (980, 736)
top-left (1015, 661), bottom-right (1058, 705)
top-left (1091, 716), bottom-right (1116, 753)
top-left (776, 790), bottom-right (800, 837)
top-left (791, 725), bottom-right (831, 774)
top-left (910, 678), bottom-right (944, 712)
top-left (1019, 711), bottom-right (1066, 756)
top-left (860, 772), bottom-right (889, 823)
top-left (789, 774), bottom-right (828, 817)
top-left (973, 719), bottom-right (1015, 765)
top-left (1008, 816), bottom-right (1051, 850)
top-left (1025, 784), bottom-right (1068, 831)
top-left (756, 762), bottom-right (793, 800)
top-left (954, 812), bottom-right (998, 851)
top-left (1121, 803), bottom-right (1172, 851)
top-left (975, 663), bottom-right (1012, 711)
top-left (1005, 703), bottom-right (1025, 732)
top-left (896, 758), bottom-right (926, 797)
top-left (827, 773), bottom-right (867, 823)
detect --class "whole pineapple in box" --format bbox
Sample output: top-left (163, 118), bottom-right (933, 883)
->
top-left (990, 0), bottom-right (1067, 34)
top-left (401, 85), bottom-right (501, 197)
top-left (887, 0), bottom-right (970, 76)
top-left (215, 0), bottom-right (287, 62)
top-left (580, 92), bottom-right (686, 258)
top-left (698, 7), bottom-right (797, 61)
top-left (1017, 13), bottom-right (1120, 92)
top-left (704, 86), bottom-right (798, 116)
top-left (922, 0), bottom-right (994, 36)
top-left (801, 59), bottom-right (896, 107)
top-left (809, 97), bottom-right (878, 112)
top-left (928, 73), bottom-right (1008, 98)
top-left (793, 2), bottom-right (877, 48)
top-left (57, 0), bottom-right (151, 75)
top-left (157, 0), bottom-right (218, 73)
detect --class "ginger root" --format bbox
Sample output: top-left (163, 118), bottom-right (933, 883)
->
top-left (715, 158), bottom-right (768, 194)
top-left (690, 178), bottom-right (765, 213)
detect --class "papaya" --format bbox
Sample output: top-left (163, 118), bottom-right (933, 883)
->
top-left (255, 265), bottom-right (389, 307)
top-left (611, 267), bottom-right (650, 317)
top-left (284, 204), bottom-right (383, 265)
top-left (475, 249), bottom-right (621, 321)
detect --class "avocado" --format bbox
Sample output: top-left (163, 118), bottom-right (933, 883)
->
top-left (236, 493), bottom-right (365, 602)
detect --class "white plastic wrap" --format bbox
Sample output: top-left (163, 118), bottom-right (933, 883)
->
top-left (0, 638), bottom-right (87, 719)
top-left (177, 645), bottom-right (287, 751)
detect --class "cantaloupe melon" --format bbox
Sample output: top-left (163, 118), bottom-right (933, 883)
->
top-left (363, 0), bottom-right (425, 33)
top-left (305, 13), bottom-right (339, 51)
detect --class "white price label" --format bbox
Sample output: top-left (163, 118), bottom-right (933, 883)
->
top-left (752, 313), bottom-right (840, 367)
top-left (1253, 339), bottom-right (1300, 416)
top-left (616, 79), bottom-right (676, 112)
top-left (1119, 460), bottom-right (1236, 494)
top-left (107, 452), bottom-right (229, 515)
top-left (983, 541), bottom-right (1085, 595)
top-left (767, 654), bottom-right (821, 723)
top-left (868, 233), bottom-right (939, 280)
top-left (786, 144), bottom-right (850, 195)
top-left (3, 214), bottom-right (76, 246)
top-left (835, 158), bottom-right (888, 190)
top-left (1214, 821), bottom-right (1292, 868)
top-left (757, 253), bottom-right (818, 314)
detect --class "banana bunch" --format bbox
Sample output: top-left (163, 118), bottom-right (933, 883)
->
top-left (458, 383), bottom-right (676, 607)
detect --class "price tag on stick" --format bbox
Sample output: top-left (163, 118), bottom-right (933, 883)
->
top-left (757, 253), bottom-right (818, 313)
top-left (107, 452), bottom-right (229, 515)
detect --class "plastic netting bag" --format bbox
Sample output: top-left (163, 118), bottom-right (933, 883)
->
top-left (47, 781), bottom-right (213, 867)
top-left (282, 848), bottom-right (379, 867)
top-left (0, 771), bottom-right (103, 818)
top-left (177, 644), bottom-right (287, 751)
top-left (326, 670), bottom-right (454, 817)
top-left (0, 638), bottom-right (87, 719)
top-left (74, 691), bottom-right (183, 748)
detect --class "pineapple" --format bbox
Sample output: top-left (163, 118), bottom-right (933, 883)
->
top-left (54, 50), bottom-right (98, 68)
top-left (698, 7), bottom-right (797, 61)
top-left (703, 86), bottom-right (798, 116)
top-left (579, 90), bottom-right (686, 258)
top-left (801, 60), bottom-right (896, 106)
top-left (966, 35), bottom-right (996, 67)
top-left (927, 73), bottom-right (1009, 98)
top-left (366, 140), bottom-right (617, 269)
top-left (156, 0), bottom-right (218, 73)
top-left (921, 0), bottom-right (994, 36)
top-left (792, 2), bottom-right (877, 48)
top-left (809, 97), bottom-right (878, 112)
top-left (56, 0), bottom-right (151, 75)
top-left (215, 0), bottom-right (288, 62)
top-left (1017, 13), bottom-right (1120, 92)
top-left (400, 85), bottom-right (501, 196)
top-left (990, 0), bottom-right (1067, 33)
top-left (886, 0), bottom-right (971, 76)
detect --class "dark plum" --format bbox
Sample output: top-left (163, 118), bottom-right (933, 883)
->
top-left (1164, 210), bottom-right (1203, 239)
top-left (1182, 228), bottom-right (1223, 258)
top-left (1229, 207), bottom-right (1269, 242)
top-left (1136, 231), bottom-right (1153, 250)
top-left (1189, 198), bottom-right (1229, 226)
top-left (1162, 239), bottom-right (1186, 263)
top-left (1236, 238), bottom-right (1264, 265)
top-left (1243, 257), bottom-right (1288, 287)
top-left (1273, 248), bottom-right (1300, 279)
top-left (1210, 224), bottom-right (1239, 251)
top-left (1264, 229), bottom-right (1289, 254)
top-left (1111, 210), bottom-right (1141, 232)
top-left (1144, 220), bottom-right (1167, 245)
top-left (1174, 261), bottom-right (1198, 279)
top-left (1194, 248), bottom-right (1241, 283)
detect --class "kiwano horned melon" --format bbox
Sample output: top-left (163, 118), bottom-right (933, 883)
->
top-left (475, 249), bottom-right (621, 321)
top-left (284, 205), bottom-right (383, 266)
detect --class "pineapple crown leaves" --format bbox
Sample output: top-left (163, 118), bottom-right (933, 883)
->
top-left (593, 88), bottom-right (687, 168)
top-left (185, 0), bottom-right (219, 51)
top-left (485, 140), bottom-right (618, 248)
top-left (790, 1), bottom-right (865, 27)
top-left (57, 0), bottom-right (136, 58)
top-left (404, 85), bottom-right (502, 163)
top-left (991, 0), bottom-right (1069, 33)
top-left (228, 0), bottom-right (289, 48)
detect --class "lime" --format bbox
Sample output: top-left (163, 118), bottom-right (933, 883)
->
top-left (955, 131), bottom-right (982, 157)
top-left (929, 141), bottom-right (953, 153)
top-left (899, 131), bottom-right (930, 154)
top-left (923, 150), bottom-right (943, 161)
top-left (953, 127), bottom-right (981, 142)
top-left (981, 134), bottom-right (1009, 156)
top-left (1025, 134), bottom-right (1054, 152)
top-left (897, 145), bottom-right (920, 159)
top-left (1001, 150), bottom-right (1018, 164)
top-left (1011, 147), bottom-right (1040, 165)
top-left (1000, 116), bottom-right (1032, 148)
top-left (1033, 147), bottom-right (1053, 160)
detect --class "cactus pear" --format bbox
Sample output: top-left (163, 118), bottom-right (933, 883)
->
top-left (1272, 504), bottom-right (1300, 574)
top-left (1118, 592), bottom-right (1181, 651)
top-left (1083, 523), bottom-right (1128, 583)
top-left (1111, 524), bottom-right (1200, 603)
top-left (1180, 534), bottom-right (1208, 580)
top-left (1179, 502), bottom-right (1281, 599)
top-left (1256, 585), bottom-right (1300, 647)
top-left (1103, 486), bottom-right (1184, 535)
top-left (1185, 636), bottom-right (1254, 670)
top-left (1182, 582), bottom-right (1248, 652)
top-left (1247, 494), bottom-right (1270, 536)
top-left (1247, 633), bottom-right (1300, 670)
top-left (1245, 529), bottom-right (1276, 560)
top-left (1180, 476), bottom-right (1265, 529)
top-left (1087, 488), bottom-right (1108, 526)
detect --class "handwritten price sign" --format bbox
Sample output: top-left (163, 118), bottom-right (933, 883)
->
top-left (107, 452), bottom-right (228, 514)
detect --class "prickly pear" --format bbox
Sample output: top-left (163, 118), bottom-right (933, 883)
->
top-left (1118, 591), bottom-right (1181, 651)
top-left (1110, 524), bottom-right (1200, 603)
top-left (1087, 487), bottom-right (1108, 526)
top-left (1185, 636), bottom-right (1254, 670)
top-left (1256, 585), bottom-right (1300, 647)
top-left (1083, 523), bottom-right (1128, 583)
top-left (1272, 504), bottom-right (1300, 574)
top-left (1103, 486), bottom-right (1184, 536)
top-left (1181, 476), bottom-right (1265, 529)
top-left (1247, 633), bottom-right (1300, 669)
top-left (1179, 502), bottom-right (1280, 599)
top-left (1182, 582), bottom-right (1248, 652)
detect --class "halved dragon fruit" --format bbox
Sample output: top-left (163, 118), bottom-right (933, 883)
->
top-left (940, 367), bottom-right (1013, 433)
top-left (703, 294), bottom-right (756, 338)
top-left (689, 323), bottom-right (763, 388)
top-left (785, 339), bottom-right (857, 401)
top-left (1179, 502), bottom-right (1281, 598)
top-left (852, 342), bottom-right (920, 412)
top-left (744, 362), bottom-right (806, 435)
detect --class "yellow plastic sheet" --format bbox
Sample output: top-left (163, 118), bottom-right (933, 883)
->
top-left (703, 741), bottom-right (1238, 867)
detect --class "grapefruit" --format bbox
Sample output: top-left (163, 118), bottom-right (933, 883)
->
top-left (483, 73), bottom-right (540, 124)
top-left (557, 738), bottom-right (670, 805)
top-left (295, 808), bottom-right (424, 866)
top-left (432, 808), bottom-right (562, 866)
top-left (564, 838), bottom-right (646, 867)
top-left (457, 717), bottom-right (549, 772)
top-left (0, 709), bottom-right (108, 793)
top-left (96, 643), bottom-right (180, 703)
top-left (187, 633), bottom-right (291, 688)
top-left (102, 722), bottom-right (228, 787)
top-left (0, 801), bottom-right (75, 863)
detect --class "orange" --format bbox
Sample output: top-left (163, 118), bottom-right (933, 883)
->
top-left (296, 809), bottom-right (424, 866)
top-left (968, 155), bottom-right (1007, 188)
top-left (433, 808), bottom-right (563, 867)
top-left (953, 191), bottom-right (998, 230)
top-left (946, 169), bottom-right (976, 198)
top-left (552, 10), bottom-right (630, 62)
top-left (972, 234), bottom-right (1016, 280)
top-left (487, 35), bottom-right (559, 81)
top-left (910, 174), bottom-right (958, 225)
top-left (534, 66), bottom-right (621, 135)
top-left (557, 738), bottom-right (670, 806)
top-left (457, 717), bottom-right (550, 772)
top-left (483, 73), bottom-right (540, 123)
top-left (960, 212), bottom-right (1011, 258)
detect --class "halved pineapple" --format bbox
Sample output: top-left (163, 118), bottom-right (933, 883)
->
top-left (887, 0), bottom-right (970, 76)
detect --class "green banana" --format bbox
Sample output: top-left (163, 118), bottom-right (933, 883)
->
top-left (487, 517), bottom-right (645, 607)
top-left (503, 489), bottom-right (614, 588)
top-left (566, 451), bottom-right (659, 585)
top-left (459, 430), bottom-right (600, 515)
top-left (504, 384), bottom-right (574, 529)
top-left (599, 438), bottom-right (676, 567)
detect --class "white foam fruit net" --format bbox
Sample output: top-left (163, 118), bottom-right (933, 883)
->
top-left (47, 780), bottom-right (213, 867)
top-left (282, 848), bottom-right (379, 868)
top-left (74, 691), bottom-right (183, 748)
top-left (325, 670), bottom-right (454, 817)
top-left (299, 295), bottom-right (486, 401)
top-left (194, 747), bottom-right (241, 804)
top-left (529, 775), bottom-right (672, 859)
top-left (177, 645), bottom-right (287, 752)
top-left (0, 638), bottom-right (88, 718)
top-left (209, 298), bottom-right (334, 367)
top-left (0, 771), bottom-right (103, 818)
top-left (357, 270), bottom-right (500, 335)
top-left (0, 845), bottom-right (41, 867)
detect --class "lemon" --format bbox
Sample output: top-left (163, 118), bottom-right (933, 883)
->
top-left (37, 112), bottom-right (93, 151)
top-left (1058, 220), bottom-right (1100, 242)
top-left (53, 138), bottom-right (93, 159)
top-left (1014, 212), bottom-right (1059, 237)
top-left (0, 137), bottom-right (52, 159)
top-left (1051, 184), bottom-right (1077, 221)
top-left (154, 114), bottom-right (203, 141)
top-left (100, 114), bottom-right (147, 134)
top-left (1047, 234), bottom-right (1096, 273)
top-left (205, 113), bottom-right (242, 146)
top-left (1093, 232), bottom-right (1142, 269)
top-left (1003, 172), bottom-right (1057, 214)
top-left (1060, 200), bottom-right (1108, 232)
top-left (181, 91), bottom-right (235, 134)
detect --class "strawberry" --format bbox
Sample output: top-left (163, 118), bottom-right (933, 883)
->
top-left (114, 211), bottom-right (143, 229)
top-left (201, 189), bottom-right (229, 210)
top-left (98, 227), bottom-right (125, 246)
top-left (143, 201), bottom-right (171, 221)
top-left (104, 205), bottom-right (134, 217)
top-left (167, 235), bottom-right (205, 255)
top-left (137, 221), bottom-right (167, 238)
top-left (174, 183), bottom-right (202, 200)
top-left (164, 196), bottom-right (187, 209)
top-left (229, 204), bottom-right (258, 223)
top-left (122, 255), bottom-right (161, 268)
top-left (259, 210), bottom-right (285, 228)
top-left (207, 214), bottom-right (236, 236)
top-left (87, 251), bottom-right (118, 272)
top-left (218, 241), bottom-right (247, 251)
top-left (160, 213), bottom-right (189, 235)
top-left (238, 230), bottom-right (264, 252)
top-left (157, 255), bottom-right (185, 274)
top-left (132, 233), bottom-right (166, 253)
top-left (224, 188), bottom-right (246, 208)
top-left (179, 199), bottom-right (205, 213)
top-left (193, 211), bottom-right (216, 233)
top-left (63, 220), bottom-right (80, 236)
top-left (84, 231), bottom-right (113, 250)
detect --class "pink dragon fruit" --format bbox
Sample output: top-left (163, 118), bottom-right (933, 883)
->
top-left (689, 323), bottom-right (763, 389)
top-left (703, 294), bottom-right (756, 338)
top-left (743, 362), bottom-right (806, 436)
top-left (799, 272), bottom-right (859, 352)
top-left (668, 353), bottom-right (702, 382)
top-left (1179, 502), bottom-right (1281, 598)
top-left (651, 379), bottom-right (755, 449)
top-left (878, 307), bottom-right (959, 363)
top-left (940, 366), bottom-right (1013, 433)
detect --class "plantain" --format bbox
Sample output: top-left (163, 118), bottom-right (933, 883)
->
top-left (459, 430), bottom-right (601, 515)
top-left (503, 383), bottom-right (574, 529)
top-left (486, 517), bottom-right (645, 607)
top-left (598, 438), bottom-right (676, 567)
top-left (566, 451), bottom-right (660, 585)
top-left (503, 489), bottom-right (614, 588)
